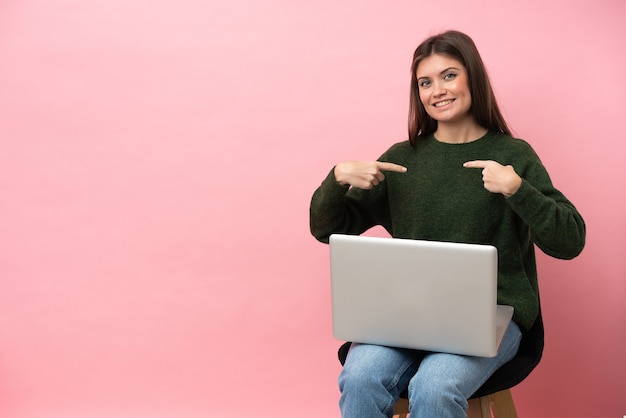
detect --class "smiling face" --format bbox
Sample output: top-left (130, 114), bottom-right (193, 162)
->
top-left (416, 53), bottom-right (473, 127)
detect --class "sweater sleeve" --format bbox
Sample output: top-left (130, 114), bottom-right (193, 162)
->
top-left (309, 168), bottom-right (392, 244)
top-left (505, 148), bottom-right (586, 260)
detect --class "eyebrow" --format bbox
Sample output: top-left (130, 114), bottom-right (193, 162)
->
top-left (417, 66), bottom-right (461, 80)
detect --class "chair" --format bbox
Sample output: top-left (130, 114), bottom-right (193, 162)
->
top-left (338, 309), bottom-right (544, 418)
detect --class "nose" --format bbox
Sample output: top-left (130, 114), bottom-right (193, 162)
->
top-left (433, 80), bottom-right (446, 97)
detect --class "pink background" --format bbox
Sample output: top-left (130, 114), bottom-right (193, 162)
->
top-left (1, 1), bottom-right (624, 417)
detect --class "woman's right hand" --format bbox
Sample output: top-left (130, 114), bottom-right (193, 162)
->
top-left (334, 161), bottom-right (407, 190)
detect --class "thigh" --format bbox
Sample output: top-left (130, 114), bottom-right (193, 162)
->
top-left (411, 321), bottom-right (522, 398)
top-left (341, 343), bottom-right (425, 394)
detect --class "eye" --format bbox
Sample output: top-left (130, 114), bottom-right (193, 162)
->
top-left (418, 79), bottom-right (431, 88)
top-left (443, 72), bottom-right (457, 81)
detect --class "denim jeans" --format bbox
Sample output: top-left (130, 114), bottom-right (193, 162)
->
top-left (338, 321), bottom-right (522, 418)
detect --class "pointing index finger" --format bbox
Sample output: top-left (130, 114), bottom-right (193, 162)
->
top-left (377, 162), bottom-right (408, 173)
top-left (463, 160), bottom-right (488, 169)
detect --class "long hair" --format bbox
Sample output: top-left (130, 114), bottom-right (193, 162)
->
top-left (408, 31), bottom-right (511, 146)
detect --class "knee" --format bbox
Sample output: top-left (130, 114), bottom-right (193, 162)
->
top-left (408, 373), bottom-right (468, 412)
top-left (339, 361), bottom-right (386, 395)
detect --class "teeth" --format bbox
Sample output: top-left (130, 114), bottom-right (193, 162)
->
top-left (435, 100), bottom-right (453, 107)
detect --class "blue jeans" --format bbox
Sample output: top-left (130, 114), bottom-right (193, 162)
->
top-left (338, 321), bottom-right (522, 418)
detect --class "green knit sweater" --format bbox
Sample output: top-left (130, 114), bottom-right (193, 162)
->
top-left (310, 131), bottom-right (586, 331)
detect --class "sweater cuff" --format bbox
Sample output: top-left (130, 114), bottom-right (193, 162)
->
top-left (323, 167), bottom-right (350, 193)
top-left (505, 178), bottom-right (545, 219)
top-left (506, 178), bottom-right (532, 204)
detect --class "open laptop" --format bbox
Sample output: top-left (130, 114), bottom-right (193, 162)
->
top-left (329, 234), bottom-right (514, 358)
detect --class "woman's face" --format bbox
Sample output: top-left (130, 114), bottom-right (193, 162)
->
top-left (416, 54), bottom-right (472, 125)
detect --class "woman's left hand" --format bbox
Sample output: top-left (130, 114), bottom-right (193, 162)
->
top-left (463, 160), bottom-right (522, 197)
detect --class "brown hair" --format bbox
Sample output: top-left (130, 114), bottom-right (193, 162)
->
top-left (408, 30), bottom-right (511, 145)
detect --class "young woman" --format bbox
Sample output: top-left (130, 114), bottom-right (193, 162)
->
top-left (309, 30), bottom-right (585, 418)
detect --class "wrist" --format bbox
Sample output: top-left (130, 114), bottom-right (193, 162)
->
top-left (333, 165), bottom-right (349, 186)
top-left (504, 175), bottom-right (522, 198)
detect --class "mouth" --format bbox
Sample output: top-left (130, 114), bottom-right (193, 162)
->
top-left (434, 99), bottom-right (455, 108)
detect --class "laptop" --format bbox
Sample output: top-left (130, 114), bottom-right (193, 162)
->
top-left (329, 234), bottom-right (514, 358)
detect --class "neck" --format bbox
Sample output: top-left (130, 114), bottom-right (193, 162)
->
top-left (434, 119), bottom-right (488, 144)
